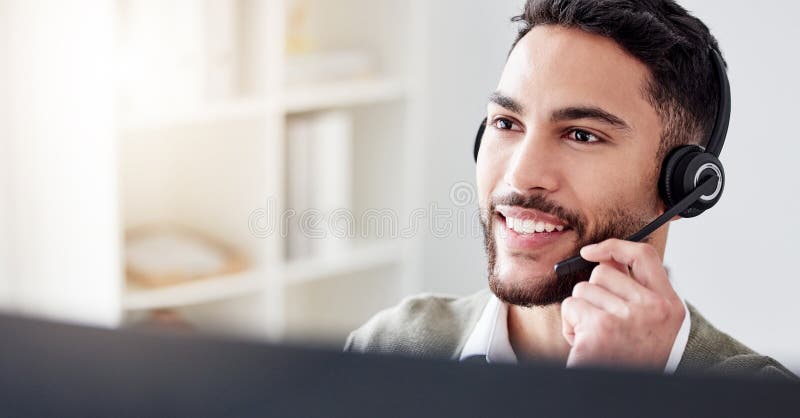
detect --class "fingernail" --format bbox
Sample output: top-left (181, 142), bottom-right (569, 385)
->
top-left (582, 244), bottom-right (597, 252)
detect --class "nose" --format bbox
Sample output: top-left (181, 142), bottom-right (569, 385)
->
top-left (503, 130), bottom-right (559, 194)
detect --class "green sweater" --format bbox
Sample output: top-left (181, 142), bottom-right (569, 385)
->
top-left (345, 289), bottom-right (796, 380)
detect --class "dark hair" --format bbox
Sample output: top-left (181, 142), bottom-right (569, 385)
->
top-left (511, 0), bottom-right (725, 159)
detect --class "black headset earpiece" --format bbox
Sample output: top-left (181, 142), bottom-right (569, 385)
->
top-left (657, 145), bottom-right (724, 218)
top-left (474, 118), bottom-right (486, 162)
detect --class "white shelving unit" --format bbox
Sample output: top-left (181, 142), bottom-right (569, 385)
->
top-left (116, 0), bottom-right (428, 344)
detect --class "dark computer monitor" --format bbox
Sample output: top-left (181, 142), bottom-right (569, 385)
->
top-left (0, 313), bottom-right (796, 417)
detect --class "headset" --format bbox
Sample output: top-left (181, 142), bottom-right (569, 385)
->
top-left (473, 47), bottom-right (730, 279)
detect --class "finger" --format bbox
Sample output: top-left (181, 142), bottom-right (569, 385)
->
top-left (602, 258), bottom-right (631, 277)
top-left (580, 239), bottom-right (671, 295)
top-left (572, 281), bottom-right (630, 318)
top-left (561, 296), bottom-right (604, 345)
top-left (588, 263), bottom-right (649, 303)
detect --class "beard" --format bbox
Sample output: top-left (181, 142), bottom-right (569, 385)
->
top-left (480, 192), bottom-right (657, 308)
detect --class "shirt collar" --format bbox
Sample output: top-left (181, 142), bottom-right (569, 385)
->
top-left (459, 294), bottom-right (518, 364)
top-left (459, 291), bottom-right (691, 373)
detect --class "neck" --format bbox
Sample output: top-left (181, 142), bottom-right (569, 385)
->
top-left (507, 303), bottom-right (571, 365)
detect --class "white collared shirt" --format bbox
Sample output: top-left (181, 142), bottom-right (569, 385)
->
top-left (459, 292), bottom-right (692, 374)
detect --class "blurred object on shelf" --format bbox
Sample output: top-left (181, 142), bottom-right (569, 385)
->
top-left (310, 109), bottom-right (354, 257)
top-left (286, 110), bottom-right (353, 261)
top-left (204, 0), bottom-right (240, 100)
top-left (116, 0), bottom-right (241, 116)
top-left (286, 114), bottom-right (313, 261)
top-left (285, 49), bottom-right (377, 85)
top-left (128, 308), bottom-right (195, 333)
top-left (148, 308), bottom-right (194, 331)
top-left (125, 224), bottom-right (248, 287)
top-left (286, 0), bottom-right (314, 54)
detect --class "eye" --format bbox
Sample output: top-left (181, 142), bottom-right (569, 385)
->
top-left (566, 129), bottom-right (602, 144)
top-left (491, 117), bottom-right (519, 131)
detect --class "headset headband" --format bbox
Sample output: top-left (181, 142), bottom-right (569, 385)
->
top-left (706, 48), bottom-right (730, 157)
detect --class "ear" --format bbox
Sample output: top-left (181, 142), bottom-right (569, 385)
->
top-left (657, 199), bottom-right (682, 223)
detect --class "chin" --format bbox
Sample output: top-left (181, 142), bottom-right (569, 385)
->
top-left (496, 248), bottom-right (558, 279)
top-left (489, 252), bottom-right (582, 307)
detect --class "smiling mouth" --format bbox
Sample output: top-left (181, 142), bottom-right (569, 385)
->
top-left (494, 205), bottom-right (572, 235)
top-left (494, 213), bottom-right (573, 253)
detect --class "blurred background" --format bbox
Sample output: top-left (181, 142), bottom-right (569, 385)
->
top-left (0, 0), bottom-right (797, 374)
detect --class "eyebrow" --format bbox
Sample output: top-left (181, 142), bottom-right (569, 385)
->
top-left (551, 106), bottom-right (631, 132)
top-left (488, 92), bottom-right (525, 115)
top-left (488, 91), bottom-right (632, 132)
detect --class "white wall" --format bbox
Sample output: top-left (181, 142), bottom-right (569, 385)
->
top-left (665, 0), bottom-right (800, 373)
top-left (422, 0), bottom-right (800, 373)
top-left (422, 0), bottom-right (522, 296)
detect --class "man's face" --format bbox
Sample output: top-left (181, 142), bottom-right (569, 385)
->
top-left (477, 25), bottom-right (665, 307)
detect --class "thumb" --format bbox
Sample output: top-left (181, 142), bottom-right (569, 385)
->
top-left (562, 314), bottom-right (575, 346)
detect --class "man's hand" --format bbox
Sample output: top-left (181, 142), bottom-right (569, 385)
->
top-left (561, 239), bottom-right (685, 370)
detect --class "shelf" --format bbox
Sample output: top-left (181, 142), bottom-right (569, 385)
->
top-left (120, 97), bottom-right (277, 133)
top-left (284, 242), bottom-right (404, 285)
top-left (122, 243), bottom-right (405, 310)
top-left (284, 77), bottom-right (407, 114)
top-left (118, 78), bottom-right (406, 132)
top-left (123, 270), bottom-right (267, 311)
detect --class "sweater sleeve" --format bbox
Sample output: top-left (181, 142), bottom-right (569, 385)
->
top-left (678, 302), bottom-right (798, 381)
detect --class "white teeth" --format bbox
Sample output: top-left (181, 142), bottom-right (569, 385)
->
top-left (506, 217), bottom-right (516, 231)
top-left (522, 219), bottom-right (535, 232)
top-left (504, 216), bottom-right (566, 235)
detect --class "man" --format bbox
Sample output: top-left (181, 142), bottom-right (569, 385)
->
top-left (345, 0), bottom-right (795, 379)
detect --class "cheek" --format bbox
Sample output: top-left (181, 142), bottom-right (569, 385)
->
top-left (570, 158), bottom-right (658, 222)
top-left (569, 163), bottom-right (628, 206)
top-left (475, 149), bottom-right (502, 209)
